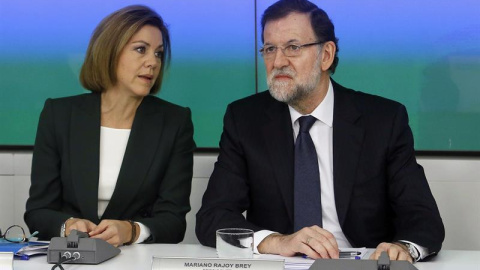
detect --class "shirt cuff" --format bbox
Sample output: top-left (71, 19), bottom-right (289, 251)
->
top-left (254, 230), bottom-right (276, 254)
top-left (134, 222), bottom-right (151, 244)
top-left (398, 240), bottom-right (429, 261)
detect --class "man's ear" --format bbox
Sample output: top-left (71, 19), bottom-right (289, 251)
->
top-left (321, 41), bottom-right (336, 72)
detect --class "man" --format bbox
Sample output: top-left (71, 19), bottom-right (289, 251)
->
top-left (196, 0), bottom-right (444, 262)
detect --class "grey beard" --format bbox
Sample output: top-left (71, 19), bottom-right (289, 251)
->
top-left (269, 80), bottom-right (315, 105)
top-left (268, 70), bottom-right (320, 106)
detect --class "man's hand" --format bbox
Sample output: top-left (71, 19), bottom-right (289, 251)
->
top-left (65, 218), bottom-right (97, 236)
top-left (89, 219), bottom-right (136, 247)
top-left (257, 226), bottom-right (339, 259)
top-left (369, 242), bottom-right (413, 263)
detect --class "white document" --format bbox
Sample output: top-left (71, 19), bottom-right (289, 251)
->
top-left (257, 247), bottom-right (368, 270)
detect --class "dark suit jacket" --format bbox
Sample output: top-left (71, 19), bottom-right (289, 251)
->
top-left (196, 81), bottom-right (444, 255)
top-left (25, 93), bottom-right (195, 243)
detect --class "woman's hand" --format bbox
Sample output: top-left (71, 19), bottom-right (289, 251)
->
top-left (65, 218), bottom-right (97, 236)
top-left (89, 220), bottom-right (136, 247)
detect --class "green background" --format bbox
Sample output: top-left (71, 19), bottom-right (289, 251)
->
top-left (1, 0), bottom-right (479, 151)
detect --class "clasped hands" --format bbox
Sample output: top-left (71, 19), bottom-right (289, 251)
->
top-left (257, 225), bottom-right (413, 263)
top-left (64, 218), bottom-right (136, 247)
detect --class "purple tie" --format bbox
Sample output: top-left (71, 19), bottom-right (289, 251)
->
top-left (294, 115), bottom-right (322, 231)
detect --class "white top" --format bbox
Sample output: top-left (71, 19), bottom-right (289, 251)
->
top-left (99, 126), bottom-right (150, 243)
top-left (254, 80), bottom-right (352, 252)
top-left (98, 126), bottom-right (131, 218)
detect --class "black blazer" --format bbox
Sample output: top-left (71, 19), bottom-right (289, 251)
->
top-left (25, 93), bottom-right (195, 243)
top-left (196, 81), bottom-right (444, 254)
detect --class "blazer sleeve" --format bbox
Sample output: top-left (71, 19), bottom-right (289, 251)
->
top-left (196, 105), bottom-right (264, 247)
top-left (24, 99), bottom-right (73, 239)
top-left (137, 107), bottom-right (195, 243)
top-left (386, 105), bottom-right (445, 255)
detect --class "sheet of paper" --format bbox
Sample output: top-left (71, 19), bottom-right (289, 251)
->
top-left (15, 243), bottom-right (49, 257)
top-left (257, 247), bottom-right (368, 270)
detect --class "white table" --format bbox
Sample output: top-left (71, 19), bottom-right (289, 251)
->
top-left (13, 244), bottom-right (480, 270)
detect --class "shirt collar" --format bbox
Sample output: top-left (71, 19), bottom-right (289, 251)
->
top-left (288, 79), bottom-right (334, 127)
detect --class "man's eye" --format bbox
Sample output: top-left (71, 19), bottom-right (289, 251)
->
top-left (286, 45), bottom-right (301, 52)
top-left (135, 47), bottom-right (146, 54)
top-left (264, 46), bottom-right (277, 54)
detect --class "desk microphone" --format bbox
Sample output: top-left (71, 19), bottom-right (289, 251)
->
top-left (47, 230), bottom-right (120, 265)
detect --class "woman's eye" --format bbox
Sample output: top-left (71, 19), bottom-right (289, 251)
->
top-left (155, 51), bottom-right (163, 59)
top-left (135, 47), bottom-right (146, 54)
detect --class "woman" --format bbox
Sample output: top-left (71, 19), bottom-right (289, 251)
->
top-left (24, 5), bottom-right (195, 246)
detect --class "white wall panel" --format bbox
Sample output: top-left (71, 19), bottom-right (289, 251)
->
top-left (0, 176), bottom-right (15, 231)
top-left (0, 151), bottom-right (479, 250)
top-left (14, 153), bottom-right (32, 176)
top-left (0, 153), bottom-right (13, 175)
top-left (13, 175), bottom-right (31, 234)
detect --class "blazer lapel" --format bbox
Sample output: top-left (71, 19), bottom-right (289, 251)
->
top-left (261, 95), bottom-right (295, 222)
top-left (101, 96), bottom-right (164, 219)
top-left (332, 82), bottom-right (364, 227)
top-left (70, 94), bottom-right (101, 223)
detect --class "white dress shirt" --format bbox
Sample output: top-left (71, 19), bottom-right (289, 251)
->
top-left (254, 80), bottom-right (352, 252)
top-left (99, 126), bottom-right (150, 243)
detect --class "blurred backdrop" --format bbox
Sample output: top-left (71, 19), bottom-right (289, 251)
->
top-left (0, 0), bottom-right (479, 150)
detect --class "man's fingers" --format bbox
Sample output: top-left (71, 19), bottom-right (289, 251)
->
top-left (372, 242), bottom-right (413, 262)
top-left (387, 247), bottom-right (400, 260)
top-left (308, 226), bottom-right (339, 258)
top-left (370, 249), bottom-right (382, 260)
top-left (396, 250), bottom-right (412, 263)
top-left (390, 244), bottom-right (413, 263)
top-left (308, 237), bottom-right (339, 258)
top-left (260, 227), bottom-right (340, 259)
top-left (310, 226), bottom-right (339, 252)
top-left (291, 227), bottom-right (339, 259)
top-left (371, 242), bottom-right (389, 260)
top-left (302, 238), bottom-right (327, 258)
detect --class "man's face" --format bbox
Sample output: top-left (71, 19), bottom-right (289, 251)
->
top-left (263, 12), bottom-right (322, 104)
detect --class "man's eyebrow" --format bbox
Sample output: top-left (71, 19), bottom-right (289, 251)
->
top-left (285, 39), bottom-right (301, 44)
top-left (263, 39), bottom-right (301, 46)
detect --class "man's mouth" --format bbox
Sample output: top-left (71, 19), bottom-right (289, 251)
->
top-left (274, 74), bottom-right (292, 80)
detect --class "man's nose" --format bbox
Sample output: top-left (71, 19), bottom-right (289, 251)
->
top-left (272, 48), bottom-right (290, 69)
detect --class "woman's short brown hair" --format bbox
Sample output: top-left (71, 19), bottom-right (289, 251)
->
top-left (79, 5), bottom-right (170, 94)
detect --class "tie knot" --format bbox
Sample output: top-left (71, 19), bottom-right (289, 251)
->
top-left (298, 115), bottom-right (316, 133)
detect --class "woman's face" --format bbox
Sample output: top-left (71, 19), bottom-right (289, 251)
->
top-left (113, 25), bottom-right (163, 97)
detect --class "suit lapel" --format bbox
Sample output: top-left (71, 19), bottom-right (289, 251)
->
top-left (70, 94), bottom-right (101, 223)
top-left (332, 82), bottom-right (364, 227)
top-left (261, 95), bottom-right (295, 222)
top-left (101, 96), bottom-right (163, 219)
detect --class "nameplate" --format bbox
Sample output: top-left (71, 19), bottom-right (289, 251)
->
top-left (151, 256), bottom-right (284, 270)
top-left (0, 252), bottom-right (14, 270)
